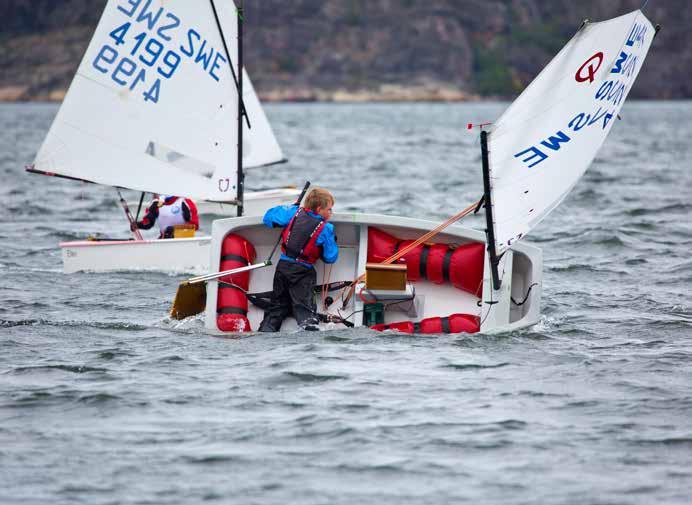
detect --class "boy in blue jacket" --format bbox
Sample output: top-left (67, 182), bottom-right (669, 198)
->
top-left (259, 188), bottom-right (338, 332)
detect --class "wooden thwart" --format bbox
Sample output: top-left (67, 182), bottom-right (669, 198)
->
top-left (365, 262), bottom-right (407, 291)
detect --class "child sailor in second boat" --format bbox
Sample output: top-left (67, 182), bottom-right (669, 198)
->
top-left (134, 195), bottom-right (200, 239)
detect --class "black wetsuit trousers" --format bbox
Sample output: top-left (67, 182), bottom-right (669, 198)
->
top-left (258, 260), bottom-right (318, 332)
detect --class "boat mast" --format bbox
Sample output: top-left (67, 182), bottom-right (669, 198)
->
top-left (480, 130), bottom-right (502, 290)
top-left (236, 0), bottom-right (245, 217)
top-left (210, 0), bottom-right (248, 214)
top-left (134, 192), bottom-right (146, 222)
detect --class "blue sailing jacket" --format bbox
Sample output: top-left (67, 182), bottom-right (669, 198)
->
top-left (263, 204), bottom-right (339, 266)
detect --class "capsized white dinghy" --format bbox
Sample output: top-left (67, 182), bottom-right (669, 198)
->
top-left (28, 0), bottom-right (298, 273)
top-left (194, 9), bottom-right (656, 335)
top-left (201, 213), bottom-right (542, 334)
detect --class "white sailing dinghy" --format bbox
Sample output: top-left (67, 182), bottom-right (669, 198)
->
top-left (197, 9), bottom-right (656, 334)
top-left (28, 0), bottom-right (298, 273)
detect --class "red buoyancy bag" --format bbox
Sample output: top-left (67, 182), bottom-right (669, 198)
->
top-left (217, 234), bottom-right (257, 332)
top-left (370, 314), bottom-right (480, 334)
top-left (367, 227), bottom-right (485, 297)
top-left (367, 227), bottom-right (399, 263)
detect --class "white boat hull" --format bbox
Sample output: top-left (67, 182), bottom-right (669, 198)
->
top-left (204, 213), bottom-right (543, 334)
top-left (60, 237), bottom-right (211, 274)
top-left (68, 188), bottom-right (301, 274)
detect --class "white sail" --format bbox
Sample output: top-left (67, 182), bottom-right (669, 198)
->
top-left (33, 0), bottom-right (241, 201)
top-left (242, 70), bottom-right (286, 168)
top-left (487, 10), bottom-right (655, 254)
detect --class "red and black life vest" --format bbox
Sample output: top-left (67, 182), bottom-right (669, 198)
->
top-left (281, 207), bottom-right (325, 265)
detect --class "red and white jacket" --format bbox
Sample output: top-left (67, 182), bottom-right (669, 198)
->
top-left (136, 196), bottom-right (199, 238)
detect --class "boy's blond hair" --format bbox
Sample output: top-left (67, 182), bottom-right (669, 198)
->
top-left (304, 187), bottom-right (334, 212)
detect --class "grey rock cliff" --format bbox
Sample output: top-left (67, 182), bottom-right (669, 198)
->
top-left (0, 0), bottom-right (687, 101)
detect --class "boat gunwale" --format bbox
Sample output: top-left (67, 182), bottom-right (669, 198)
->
top-left (59, 236), bottom-right (212, 248)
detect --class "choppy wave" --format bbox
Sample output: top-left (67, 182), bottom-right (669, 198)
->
top-left (0, 318), bottom-right (150, 331)
top-left (273, 371), bottom-right (349, 384)
top-left (442, 361), bottom-right (510, 371)
top-left (8, 364), bottom-right (109, 374)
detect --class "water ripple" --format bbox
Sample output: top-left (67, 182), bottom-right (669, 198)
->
top-left (2, 101), bottom-right (691, 505)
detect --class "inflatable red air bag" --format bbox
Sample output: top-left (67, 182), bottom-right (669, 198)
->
top-left (367, 227), bottom-right (485, 296)
top-left (216, 234), bottom-right (256, 332)
top-left (371, 314), bottom-right (480, 334)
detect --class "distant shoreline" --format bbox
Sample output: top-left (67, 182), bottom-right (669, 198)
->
top-left (2, 85), bottom-right (685, 104)
top-left (0, 83), bottom-right (486, 104)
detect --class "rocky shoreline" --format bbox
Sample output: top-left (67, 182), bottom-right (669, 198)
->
top-left (1, 0), bottom-right (688, 103)
top-left (258, 84), bottom-right (479, 103)
top-left (0, 84), bottom-right (479, 104)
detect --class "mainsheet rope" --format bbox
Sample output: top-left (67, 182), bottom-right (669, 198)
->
top-left (340, 198), bottom-right (483, 309)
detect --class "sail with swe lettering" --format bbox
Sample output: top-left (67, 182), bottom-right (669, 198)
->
top-left (33, 0), bottom-right (241, 201)
top-left (486, 10), bottom-right (655, 255)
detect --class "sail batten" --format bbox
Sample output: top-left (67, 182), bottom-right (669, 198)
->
top-left (486, 10), bottom-right (655, 254)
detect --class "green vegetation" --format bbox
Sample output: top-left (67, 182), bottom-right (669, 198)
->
top-left (511, 22), bottom-right (564, 53)
top-left (472, 42), bottom-right (514, 96)
top-left (344, 0), bottom-right (364, 26)
top-left (277, 56), bottom-right (299, 73)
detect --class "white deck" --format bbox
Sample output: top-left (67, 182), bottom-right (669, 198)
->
top-left (204, 213), bottom-right (543, 334)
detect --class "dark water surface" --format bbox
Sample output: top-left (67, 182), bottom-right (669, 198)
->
top-left (2, 102), bottom-right (691, 504)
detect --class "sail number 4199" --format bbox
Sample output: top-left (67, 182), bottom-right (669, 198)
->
top-left (92, 22), bottom-right (182, 104)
